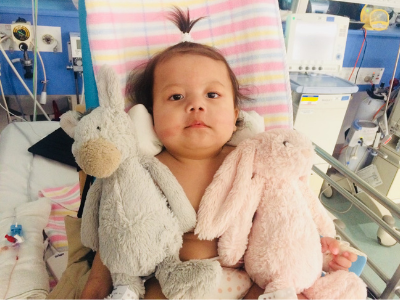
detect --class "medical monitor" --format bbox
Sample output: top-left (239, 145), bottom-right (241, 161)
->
top-left (285, 14), bottom-right (350, 73)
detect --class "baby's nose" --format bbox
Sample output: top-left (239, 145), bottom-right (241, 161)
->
top-left (187, 96), bottom-right (205, 112)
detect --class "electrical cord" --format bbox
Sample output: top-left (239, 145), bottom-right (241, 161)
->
top-left (0, 79), bottom-right (12, 123)
top-left (348, 28), bottom-right (367, 83)
top-left (319, 177), bottom-right (354, 214)
top-left (354, 28), bottom-right (368, 84)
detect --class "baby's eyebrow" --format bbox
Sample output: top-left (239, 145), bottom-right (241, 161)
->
top-left (205, 80), bottom-right (226, 88)
top-left (159, 84), bottom-right (182, 91)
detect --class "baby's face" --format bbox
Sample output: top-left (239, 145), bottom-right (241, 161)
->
top-left (152, 54), bottom-right (239, 159)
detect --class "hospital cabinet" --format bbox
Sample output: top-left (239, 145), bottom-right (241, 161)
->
top-left (290, 73), bottom-right (358, 195)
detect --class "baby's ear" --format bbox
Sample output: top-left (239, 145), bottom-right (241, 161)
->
top-left (60, 110), bottom-right (81, 138)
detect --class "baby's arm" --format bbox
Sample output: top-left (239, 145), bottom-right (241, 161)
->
top-left (80, 251), bottom-right (113, 299)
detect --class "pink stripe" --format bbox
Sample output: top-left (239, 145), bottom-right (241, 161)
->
top-left (249, 104), bottom-right (291, 115)
top-left (221, 40), bottom-right (282, 57)
top-left (47, 224), bottom-right (66, 231)
top-left (266, 124), bottom-right (291, 130)
top-left (233, 61), bottom-right (286, 76)
top-left (57, 197), bottom-right (80, 206)
top-left (49, 215), bottom-right (71, 221)
top-left (49, 234), bottom-right (67, 242)
top-left (255, 83), bottom-right (289, 94)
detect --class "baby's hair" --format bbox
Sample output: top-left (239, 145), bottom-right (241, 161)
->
top-left (168, 6), bottom-right (205, 34)
top-left (126, 7), bottom-right (251, 128)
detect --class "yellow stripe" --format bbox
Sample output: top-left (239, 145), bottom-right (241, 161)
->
top-left (43, 187), bottom-right (71, 197)
top-left (213, 30), bottom-right (280, 47)
top-left (301, 96), bottom-right (318, 102)
top-left (240, 73), bottom-right (285, 84)
top-left (264, 115), bottom-right (290, 123)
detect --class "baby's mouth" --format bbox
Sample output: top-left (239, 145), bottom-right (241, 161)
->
top-left (187, 121), bottom-right (208, 128)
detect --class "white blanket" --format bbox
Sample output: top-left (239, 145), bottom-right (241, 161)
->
top-left (0, 198), bottom-right (51, 299)
top-left (0, 122), bottom-right (78, 212)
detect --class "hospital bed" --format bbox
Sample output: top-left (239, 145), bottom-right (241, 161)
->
top-left (0, 0), bottom-right (394, 298)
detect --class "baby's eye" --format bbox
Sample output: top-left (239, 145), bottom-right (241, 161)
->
top-left (207, 92), bottom-right (219, 99)
top-left (169, 94), bottom-right (184, 101)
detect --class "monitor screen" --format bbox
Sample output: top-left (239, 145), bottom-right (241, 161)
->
top-left (292, 21), bottom-right (337, 61)
top-left (285, 14), bottom-right (349, 73)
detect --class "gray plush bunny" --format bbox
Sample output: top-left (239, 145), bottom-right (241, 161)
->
top-left (60, 65), bottom-right (221, 299)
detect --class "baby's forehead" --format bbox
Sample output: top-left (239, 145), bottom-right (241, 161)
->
top-left (154, 54), bottom-right (232, 81)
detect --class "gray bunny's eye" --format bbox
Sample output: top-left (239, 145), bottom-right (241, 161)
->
top-left (97, 126), bottom-right (101, 131)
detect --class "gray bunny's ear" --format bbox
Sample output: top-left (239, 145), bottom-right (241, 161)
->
top-left (96, 65), bottom-right (125, 111)
top-left (60, 110), bottom-right (81, 138)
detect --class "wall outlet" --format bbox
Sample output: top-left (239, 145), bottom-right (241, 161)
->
top-left (0, 23), bottom-right (62, 53)
top-left (338, 67), bottom-right (384, 85)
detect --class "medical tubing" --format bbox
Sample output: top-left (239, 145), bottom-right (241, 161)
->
top-left (74, 72), bottom-right (80, 104)
top-left (81, 73), bottom-right (85, 105)
top-left (0, 79), bottom-right (12, 123)
top-left (32, 0), bottom-right (38, 121)
top-left (36, 48), bottom-right (46, 83)
top-left (348, 28), bottom-right (367, 82)
top-left (0, 38), bottom-right (51, 121)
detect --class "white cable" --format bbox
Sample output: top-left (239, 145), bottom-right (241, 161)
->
top-left (32, 43), bottom-right (47, 105)
top-left (32, 0), bottom-right (38, 121)
top-left (319, 177), bottom-right (354, 214)
top-left (36, 50), bottom-right (46, 82)
top-left (0, 37), bottom-right (51, 121)
top-left (81, 73), bottom-right (85, 106)
top-left (0, 78), bottom-right (12, 123)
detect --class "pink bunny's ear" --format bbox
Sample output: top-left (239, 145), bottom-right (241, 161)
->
top-left (195, 141), bottom-right (256, 240)
top-left (217, 175), bottom-right (264, 266)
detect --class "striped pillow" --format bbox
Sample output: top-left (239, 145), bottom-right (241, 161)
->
top-left (39, 183), bottom-right (80, 252)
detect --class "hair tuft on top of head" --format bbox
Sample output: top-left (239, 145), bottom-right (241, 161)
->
top-left (168, 6), bottom-right (205, 34)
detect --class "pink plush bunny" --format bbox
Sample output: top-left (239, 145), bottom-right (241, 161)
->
top-left (195, 128), bottom-right (367, 299)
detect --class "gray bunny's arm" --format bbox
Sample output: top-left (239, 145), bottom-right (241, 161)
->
top-left (81, 178), bottom-right (102, 251)
top-left (141, 156), bottom-right (197, 233)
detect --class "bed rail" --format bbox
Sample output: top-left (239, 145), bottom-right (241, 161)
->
top-left (313, 143), bottom-right (400, 299)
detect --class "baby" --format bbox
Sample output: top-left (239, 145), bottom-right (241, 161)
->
top-left (80, 7), bottom-right (357, 299)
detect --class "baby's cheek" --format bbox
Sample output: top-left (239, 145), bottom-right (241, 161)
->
top-left (156, 126), bottom-right (179, 141)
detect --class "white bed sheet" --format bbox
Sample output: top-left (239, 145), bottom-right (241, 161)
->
top-left (0, 121), bottom-right (79, 212)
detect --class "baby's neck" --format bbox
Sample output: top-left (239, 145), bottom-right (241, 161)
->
top-left (156, 145), bottom-right (236, 212)
top-left (158, 145), bottom-right (233, 165)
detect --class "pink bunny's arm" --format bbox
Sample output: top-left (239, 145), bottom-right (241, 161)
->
top-left (299, 180), bottom-right (336, 237)
top-left (195, 141), bottom-right (256, 240)
top-left (217, 175), bottom-right (264, 266)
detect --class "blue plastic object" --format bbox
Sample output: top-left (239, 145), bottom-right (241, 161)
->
top-left (10, 224), bottom-right (22, 236)
top-left (349, 255), bottom-right (367, 276)
top-left (79, 0), bottom-right (99, 109)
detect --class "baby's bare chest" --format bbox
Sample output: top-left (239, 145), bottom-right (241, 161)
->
top-left (172, 168), bottom-right (215, 212)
